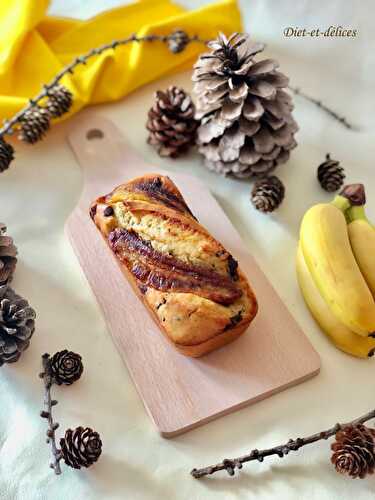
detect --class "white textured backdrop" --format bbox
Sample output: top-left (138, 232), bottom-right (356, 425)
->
top-left (0, 1), bottom-right (374, 499)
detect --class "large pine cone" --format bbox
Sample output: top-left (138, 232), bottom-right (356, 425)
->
top-left (147, 86), bottom-right (198, 158)
top-left (331, 424), bottom-right (375, 479)
top-left (193, 33), bottom-right (298, 178)
top-left (0, 224), bottom-right (17, 286)
top-left (0, 285), bottom-right (36, 366)
top-left (60, 427), bottom-right (102, 469)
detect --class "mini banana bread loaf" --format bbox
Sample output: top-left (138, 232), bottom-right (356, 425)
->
top-left (90, 174), bottom-right (258, 357)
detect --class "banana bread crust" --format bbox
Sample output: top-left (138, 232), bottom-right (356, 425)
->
top-left (90, 174), bottom-right (258, 357)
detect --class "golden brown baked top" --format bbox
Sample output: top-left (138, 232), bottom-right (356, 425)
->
top-left (90, 174), bottom-right (257, 347)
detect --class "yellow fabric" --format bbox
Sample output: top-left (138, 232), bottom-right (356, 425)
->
top-left (0, 0), bottom-right (242, 121)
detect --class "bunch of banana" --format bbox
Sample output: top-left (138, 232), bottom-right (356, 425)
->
top-left (297, 183), bottom-right (375, 358)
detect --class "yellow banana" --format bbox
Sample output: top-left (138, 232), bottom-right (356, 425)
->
top-left (296, 244), bottom-right (375, 358)
top-left (347, 205), bottom-right (375, 297)
top-left (300, 190), bottom-right (375, 337)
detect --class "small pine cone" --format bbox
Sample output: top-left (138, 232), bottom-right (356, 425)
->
top-left (18, 107), bottom-right (51, 144)
top-left (147, 86), bottom-right (198, 158)
top-left (251, 176), bottom-right (285, 213)
top-left (49, 350), bottom-right (83, 385)
top-left (60, 427), bottom-right (102, 469)
top-left (0, 285), bottom-right (36, 366)
top-left (331, 424), bottom-right (375, 479)
top-left (0, 138), bottom-right (14, 172)
top-left (168, 29), bottom-right (189, 53)
top-left (45, 85), bottom-right (73, 118)
top-left (0, 224), bottom-right (17, 286)
top-left (317, 154), bottom-right (345, 192)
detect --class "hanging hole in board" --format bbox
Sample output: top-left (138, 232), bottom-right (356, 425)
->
top-left (86, 128), bottom-right (104, 140)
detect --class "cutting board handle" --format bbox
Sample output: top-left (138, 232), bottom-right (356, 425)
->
top-left (68, 111), bottom-right (150, 195)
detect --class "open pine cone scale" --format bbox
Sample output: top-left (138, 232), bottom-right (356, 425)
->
top-left (193, 33), bottom-right (298, 178)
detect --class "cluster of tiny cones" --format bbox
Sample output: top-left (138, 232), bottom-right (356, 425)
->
top-left (0, 84), bottom-right (73, 172)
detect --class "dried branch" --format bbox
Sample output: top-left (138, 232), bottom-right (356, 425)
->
top-left (39, 351), bottom-right (94, 475)
top-left (0, 31), bottom-right (207, 139)
top-left (288, 85), bottom-right (358, 131)
top-left (39, 353), bottom-right (63, 475)
top-left (191, 408), bottom-right (375, 479)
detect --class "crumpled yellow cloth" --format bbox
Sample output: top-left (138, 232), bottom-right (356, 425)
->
top-left (0, 0), bottom-right (242, 121)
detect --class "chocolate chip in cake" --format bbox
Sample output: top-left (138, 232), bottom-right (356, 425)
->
top-left (223, 311), bottom-right (243, 331)
top-left (90, 205), bottom-right (97, 219)
top-left (104, 206), bottom-right (114, 217)
top-left (156, 298), bottom-right (167, 310)
top-left (230, 311), bottom-right (243, 325)
top-left (227, 255), bottom-right (239, 281)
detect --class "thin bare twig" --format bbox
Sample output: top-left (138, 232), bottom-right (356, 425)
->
top-left (0, 32), bottom-right (207, 138)
top-left (191, 408), bottom-right (375, 479)
top-left (39, 353), bottom-right (62, 475)
top-left (289, 85), bottom-right (358, 131)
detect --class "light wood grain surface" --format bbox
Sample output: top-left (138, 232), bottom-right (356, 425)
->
top-left (65, 112), bottom-right (320, 437)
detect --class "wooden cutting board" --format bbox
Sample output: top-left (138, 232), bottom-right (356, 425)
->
top-left (66, 112), bottom-right (320, 438)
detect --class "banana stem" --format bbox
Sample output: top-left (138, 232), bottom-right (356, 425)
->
top-left (331, 195), bottom-right (351, 213)
top-left (340, 184), bottom-right (366, 207)
top-left (332, 185), bottom-right (366, 222)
